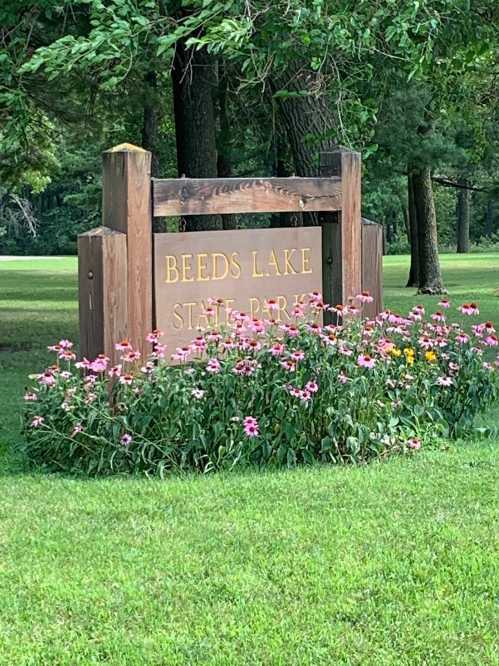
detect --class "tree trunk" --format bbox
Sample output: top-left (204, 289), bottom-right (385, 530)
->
top-left (272, 64), bottom-right (336, 225)
top-left (456, 179), bottom-right (471, 253)
top-left (485, 199), bottom-right (495, 236)
top-left (412, 166), bottom-right (444, 293)
top-left (406, 173), bottom-right (420, 287)
top-left (216, 64), bottom-right (237, 230)
top-left (270, 130), bottom-right (302, 228)
top-left (141, 71), bottom-right (160, 178)
top-left (172, 40), bottom-right (222, 231)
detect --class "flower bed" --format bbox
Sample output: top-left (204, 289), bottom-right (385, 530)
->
top-left (22, 294), bottom-right (498, 475)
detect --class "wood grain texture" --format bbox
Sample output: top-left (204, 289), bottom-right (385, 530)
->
top-left (102, 144), bottom-right (153, 358)
top-left (320, 150), bottom-right (362, 309)
top-left (362, 220), bottom-right (383, 320)
top-left (78, 227), bottom-right (128, 364)
top-left (152, 177), bottom-right (342, 217)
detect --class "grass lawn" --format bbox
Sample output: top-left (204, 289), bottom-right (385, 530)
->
top-left (0, 253), bottom-right (498, 664)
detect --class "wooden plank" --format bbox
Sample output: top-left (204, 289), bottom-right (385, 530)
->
top-left (362, 220), bottom-right (383, 319)
top-left (153, 176), bottom-right (342, 217)
top-left (102, 143), bottom-right (153, 359)
top-left (320, 150), bottom-right (362, 312)
top-left (78, 227), bottom-right (128, 365)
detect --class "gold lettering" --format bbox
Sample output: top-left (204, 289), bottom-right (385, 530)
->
top-left (250, 297), bottom-right (260, 318)
top-left (252, 251), bottom-right (264, 278)
top-left (165, 256), bottom-right (179, 283)
top-left (212, 253), bottom-right (229, 280)
top-left (276, 295), bottom-right (289, 322)
top-left (184, 302), bottom-right (196, 330)
top-left (268, 249), bottom-right (282, 276)
top-left (284, 249), bottom-right (298, 275)
top-left (196, 253), bottom-right (209, 282)
top-left (172, 303), bottom-right (184, 329)
top-left (301, 247), bottom-right (312, 274)
top-left (181, 254), bottom-right (194, 282)
top-left (230, 252), bottom-right (241, 279)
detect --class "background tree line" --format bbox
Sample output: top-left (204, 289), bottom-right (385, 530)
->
top-left (1, 0), bottom-right (498, 292)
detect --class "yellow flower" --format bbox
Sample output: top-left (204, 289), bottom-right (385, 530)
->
top-left (425, 350), bottom-right (437, 363)
top-left (403, 347), bottom-right (415, 357)
top-left (406, 355), bottom-right (414, 366)
top-left (390, 347), bottom-right (402, 357)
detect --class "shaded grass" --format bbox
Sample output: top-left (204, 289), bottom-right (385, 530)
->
top-left (0, 254), bottom-right (497, 664)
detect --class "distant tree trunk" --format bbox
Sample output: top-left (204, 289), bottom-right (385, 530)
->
top-left (484, 198), bottom-right (496, 237)
top-left (456, 179), bottom-right (471, 253)
top-left (172, 40), bottom-right (222, 231)
top-left (412, 166), bottom-right (444, 293)
top-left (272, 64), bottom-right (336, 225)
top-left (216, 64), bottom-right (237, 230)
top-left (270, 130), bottom-right (301, 228)
top-left (141, 71), bottom-right (160, 177)
top-left (406, 172), bottom-right (420, 287)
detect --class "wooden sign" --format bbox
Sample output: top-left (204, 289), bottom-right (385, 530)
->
top-left (78, 144), bottom-right (383, 366)
top-left (154, 228), bottom-right (322, 351)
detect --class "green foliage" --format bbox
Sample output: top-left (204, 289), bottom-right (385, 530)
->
top-left (22, 298), bottom-right (497, 475)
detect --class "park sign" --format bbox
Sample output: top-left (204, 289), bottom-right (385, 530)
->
top-left (78, 144), bottom-right (382, 364)
top-left (154, 227), bottom-right (321, 350)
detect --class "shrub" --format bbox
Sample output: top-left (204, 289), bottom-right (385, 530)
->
top-left (22, 295), bottom-right (498, 476)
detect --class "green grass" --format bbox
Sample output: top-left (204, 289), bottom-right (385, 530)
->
top-left (0, 253), bottom-right (498, 664)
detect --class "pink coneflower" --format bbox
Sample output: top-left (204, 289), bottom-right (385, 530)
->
top-left (207, 330), bottom-right (222, 343)
top-left (233, 358), bottom-right (258, 376)
top-left (305, 380), bottom-right (319, 393)
top-left (438, 298), bottom-right (450, 309)
top-left (356, 291), bottom-right (374, 304)
top-left (146, 329), bottom-right (164, 343)
top-left (247, 339), bottom-right (262, 352)
top-left (357, 353), bottom-right (375, 369)
top-left (306, 322), bottom-right (322, 335)
top-left (329, 304), bottom-right (345, 317)
top-left (243, 416), bottom-right (259, 438)
top-left (31, 416), bottom-right (44, 428)
top-left (71, 423), bottom-right (83, 437)
top-left (456, 333), bottom-right (469, 345)
top-left (436, 376), bottom-right (453, 387)
top-left (280, 324), bottom-right (299, 338)
top-left (291, 303), bottom-right (305, 318)
top-left (121, 433), bottom-right (133, 446)
top-left (140, 362), bottom-right (155, 375)
top-left (432, 311), bottom-right (445, 323)
top-left (270, 342), bottom-right (285, 357)
top-left (59, 339), bottom-right (73, 350)
top-left (192, 336), bottom-right (207, 351)
top-left (121, 350), bottom-right (141, 363)
top-left (280, 359), bottom-right (296, 372)
top-left (90, 355), bottom-right (109, 373)
top-left (191, 388), bottom-right (205, 399)
top-left (152, 343), bottom-right (167, 359)
top-left (38, 371), bottom-right (55, 386)
top-left (222, 337), bottom-right (236, 352)
top-left (172, 346), bottom-right (191, 362)
top-left (115, 339), bottom-right (132, 351)
top-left (60, 349), bottom-right (76, 361)
top-left (290, 350), bottom-right (305, 362)
top-left (108, 364), bottom-right (122, 378)
top-left (339, 345), bottom-right (353, 357)
top-left (407, 437), bottom-right (421, 450)
top-left (75, 358), bottom-right (91, 370)
top-left (206, 358), bottom-right (221, 374)
top-left (338, 371), bottom-right (349, 384)
top-left (418, 335), bottom-right (433, 350)
top-left (119, 373), bottom-right (134, 386)
top-left (24, 392), bottom-right (38, 401)
top-left (483, 334), bottom-right (498, 347)
top-left (265, 298), bottom-right (279, 312)
top-left (459, 303), bottom-right (479, 316)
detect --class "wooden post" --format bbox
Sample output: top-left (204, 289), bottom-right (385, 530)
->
top-left (320, 149), bottom-right (362, 322)
top-left (361, 219), bottom-right (383, 319)
top-left (102, 143), bottom-right (153, 359)
top-left (78, 227), bottom-right (128, 365)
